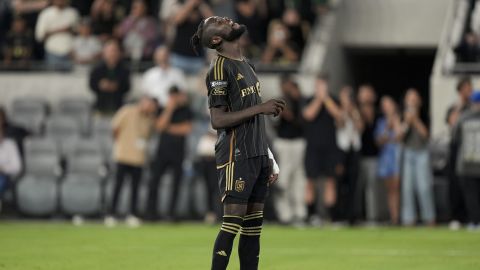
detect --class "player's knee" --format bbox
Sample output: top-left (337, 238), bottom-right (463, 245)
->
top-left (240, 210), bottom-right (264, 236)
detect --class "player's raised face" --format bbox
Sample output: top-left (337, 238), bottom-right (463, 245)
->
top-left (204, 16), bottom-right (246, 43)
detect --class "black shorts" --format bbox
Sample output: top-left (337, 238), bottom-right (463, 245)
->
top-left (217, 155), bottom-right (270, 204)
top-left (304, 145), bottom-right (340, 179)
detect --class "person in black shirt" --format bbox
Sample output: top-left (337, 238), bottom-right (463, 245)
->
top-left (273, 75), bottom-right (306, 225)
top-left (191, 16), bottom-right (285, 270)
top-left (357, 84), bottom-right (381, 223)
top-left (302, 74), bottom-right (342, 223)
top-left (146, 87), bottom-right (193, 221)
top-left (89, 40), bottom-right (131, 116)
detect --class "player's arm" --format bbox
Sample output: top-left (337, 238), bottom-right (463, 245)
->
top-left (210, 100), bottom-right (285, 130)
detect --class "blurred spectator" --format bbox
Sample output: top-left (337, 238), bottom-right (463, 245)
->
top-left (451, 91), bottom-right (480, 230)
top-left (195, 127), bottom-right (221, 224)
top-left (35, 0), bottom-right (79, 71)
top-left (72, 18), bottom-right (102, 67)
top-left (445, 77), bottom-right (472, 229)
top-left (281, 8), bottom-right (308, 54)
top-left (0, 107), bottom-right (30, 160)
top-left (89, 40), bottom-right (131, 116)
top-left (116, 0), bottom-right (159, 61)
top-left (399, 88), bottom-right (435, 226)
top-left (90, 0), bottom-right (119, 42)
top-left (168, 0), bottom-right (213, 74)
top-left (11, 0), bottom-right (49, 32)
top-left (234, 0), bottom-right (268, 52)
top-left (454, 31), bottom-right (480, 63)
top-left (357, 85), bottom-right (380, 223)
top-left (302, 74), bottom-right (342, 223)
top-left (336, 86), bottom-right (363, 223)
top-left (273, 75), bottom-right (306, 225)
top-left (0, 1), bottom-right (13, 51)
top-left (210, 0), bottom-right (235, 19)
top-left (141, 46), bottom-right (187, 106)
top-left (146, 88), bottom-right (193, 221)
top-left (104, 96), bottom-right (158, 228)
top-left (261, 20), bottom-right (299, 65)
top-left (70, 0), bottom-right (95, 16)
top-left (375, 96), bottom-right (401, 225)
top-left (2, 16), bottom-right (34, 70)
top-left (0, 115), bottom-right (22, 212)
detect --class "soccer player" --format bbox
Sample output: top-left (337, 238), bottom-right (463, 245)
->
top-left (191, 16), bottom-right (286, 270)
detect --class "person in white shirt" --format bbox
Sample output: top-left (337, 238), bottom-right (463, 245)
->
top-left (336, 86), bottom-right (364, 224)
top-left (141, 45), bottom-right (187, 106)
top-left (35, 0), bottom-right (79, 71)
top-left (0, 121), bottom-right (22, 211)
top-left (72, 18), bottom-right (102, 68)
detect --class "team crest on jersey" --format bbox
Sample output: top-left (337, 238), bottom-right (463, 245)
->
top-left (211, 80), bottom-right (228, 88)
top-left (235, 178), bottom-right (245, 192)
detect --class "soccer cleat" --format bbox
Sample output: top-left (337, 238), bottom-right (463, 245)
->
top-left (104, 216), bottom-right (117, 228)
top-left (126, 215), bottom-right (141, 228)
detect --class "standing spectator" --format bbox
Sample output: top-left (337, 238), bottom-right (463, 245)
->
top-left (375, 96), bottom-right (402, 225)
top-left (0, 118), bottom-right (22, 212)
top-left (445, 77), bottom-right (472, 229)
top-left (357, 84), bottom-right (381, 223)
top-left (451, 91), bottom-right (480, 230)
top-left (195, 126), bottom-right (221, 224)
top-left (35, 0), bottom-right (79, 71)
top-left (89, 40), bottom-right (131, 116)
top-left (281, 8), bottom-right (308, 54)
top-left (146, 88), bottom-right (193, 221)
top-left (261, 20), bottom-right (299, 65)
top-left (302, 74), bottom-right (342, 224)
top-left (104, 96), bottom-right (158, 228)
top-left (234, 0), bottom-right (268, 50)
top-left (273, 76), bottom-right (306, 225)
top-left (72, 19), bottom-right (102, 67)
top-left (3, 16), bottom-right (34, 70)
top-left (335, 86), bottom-right (363, 224)
top-left (168, 0), bottom-right (213, 74)
top-left (116, 0), bottom-right (159, 61)
top-left (141, 46), bottom-right (187, 106)
top-left (399, 88), bottom-right (435, 226)
top-left (90, 0), bottom-right (119, 42)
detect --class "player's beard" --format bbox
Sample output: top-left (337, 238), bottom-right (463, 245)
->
top-left (222, 24), bottom-right (247, 42)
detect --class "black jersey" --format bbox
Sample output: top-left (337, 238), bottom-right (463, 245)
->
top-left (206, 55), bottom-right (269, 166)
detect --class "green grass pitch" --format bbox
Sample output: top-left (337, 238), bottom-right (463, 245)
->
top-left (0, 222), bottom-right (479, 270)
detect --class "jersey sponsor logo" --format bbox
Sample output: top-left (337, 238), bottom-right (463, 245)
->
top-left (235, 178), bottom-right (245, 192)
top-left (210, 80), bottom-right (228, 88)
top-left (236, 73), bottom-right (244, 81)
top-left (211, 88), bottom-right (226, 96)
top-left (240, 82), bottom-right (261, 98)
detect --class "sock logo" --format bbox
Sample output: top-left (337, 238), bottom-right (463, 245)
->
top-left (235, 178), bottom-right (245, 192)
top-left (216, 250), bottom-right (228, 256)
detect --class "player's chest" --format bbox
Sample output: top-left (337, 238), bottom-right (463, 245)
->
top-left (228, 65), bottom-right (262, 104)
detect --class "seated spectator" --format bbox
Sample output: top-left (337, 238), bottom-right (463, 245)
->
top-left (11, 0), bottom-right (49, 33)
top-left (116, 0), bottom-right (159, 61)
top-left (72, 18), bottom-right (102, 67)
top-left (89, 40), bottom-right (131, 116)
top-left (168, 0), bottom-right (213, 74)
top-left (35, 0), bottom-right (79, 71)
top-left (90, 0), bottom-right (119, 42)
top-left (281, 8), bottom-right (308, 54)
top-left (0, 116), bottom-right (22, 212)
top-left (398, 89), bottom-right (435, 226)
top-left (141, 46), bottom-right (187, 106)
top-left (261, 20), bottom-right (299, 65)
top-left (454, 31), bottom-right (480, 63)
top-left (146, 87), bottom-right (193, 221)
top-left (104, 96), bottom-right (158, 228)
top-left (2, 16), bottom-right (34, 70)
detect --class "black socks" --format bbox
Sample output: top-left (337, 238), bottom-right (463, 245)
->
top-left (211, 215), bottom-right (243, 270)
top-left (239, 211), bottom-right (263, 270)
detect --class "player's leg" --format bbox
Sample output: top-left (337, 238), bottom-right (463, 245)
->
top-left (238, 202), bottom-right (264, 270)
top-left (211, 201), bottom-right (247, 270)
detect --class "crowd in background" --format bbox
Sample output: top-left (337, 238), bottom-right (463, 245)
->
top-left (0, 0), bottom-right (329, 71)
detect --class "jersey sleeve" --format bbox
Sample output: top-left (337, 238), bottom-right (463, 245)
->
top-left (206, 57), bottom-right (231, 108)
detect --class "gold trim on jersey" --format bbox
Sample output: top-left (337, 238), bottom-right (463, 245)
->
top-left (214, 56), bottom-right (225, 80)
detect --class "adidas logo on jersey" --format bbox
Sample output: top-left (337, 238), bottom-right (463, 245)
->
top-left (236, 73), bottom-right (244, 80)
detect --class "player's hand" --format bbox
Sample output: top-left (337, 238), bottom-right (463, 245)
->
top-left (259, 99), bottom-right (286, 116)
